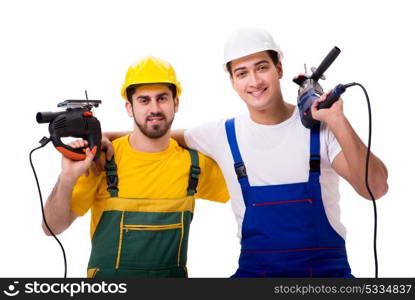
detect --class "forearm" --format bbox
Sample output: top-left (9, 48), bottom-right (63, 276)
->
top-left (42, 173), bottom-right (77, 235)
top-left (171, 129), bottom-right (187, 148)
top-left (103, 130), bottom-right (187, 146)
top-left (103, 131), bottom-right (131, 141)
top-left (329, 116), bottom-right (388, 199)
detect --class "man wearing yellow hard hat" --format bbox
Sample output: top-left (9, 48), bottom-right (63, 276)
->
top-left (41, 56), bottom-right (229, 278)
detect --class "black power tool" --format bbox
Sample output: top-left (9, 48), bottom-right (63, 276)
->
top-left (293, 47), bottom-right (353, 129)
top-left (36, 99), bottom-right (102, 160)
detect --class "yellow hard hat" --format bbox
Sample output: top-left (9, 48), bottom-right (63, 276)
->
top-left (121, 56), bottom-right (182, 101)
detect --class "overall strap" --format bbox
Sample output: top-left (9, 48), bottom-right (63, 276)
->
top-left (186, 149), bottom-right (201, 196)
top-left (105, 156), bottom-right (119, 197)
top-left (225, 118), bottom-right (250, 189)
top-left (309, 123), bottom-right (321, 182)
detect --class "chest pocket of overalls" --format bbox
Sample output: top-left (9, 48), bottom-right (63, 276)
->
top-left (242, 183), bottom-right (316, 250)
top-left (116, 203), bottom-right (193, 269)
top-left (122, 216), bottom-right (183, 268)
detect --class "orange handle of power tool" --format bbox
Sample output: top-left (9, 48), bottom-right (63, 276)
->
top-left (56, 146), bottom-right (97, 161)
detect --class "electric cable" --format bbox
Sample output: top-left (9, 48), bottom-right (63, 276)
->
top-left (345, 82), bottom-right (378, 278)
top-left (29, 137), bottom-right (68, 278)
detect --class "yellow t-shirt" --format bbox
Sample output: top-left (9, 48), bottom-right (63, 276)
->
top-left (71, 135), bottom-right (229, 238)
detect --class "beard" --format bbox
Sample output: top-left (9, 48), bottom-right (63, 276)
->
top-left (133, 112), bottom-right (174, 139)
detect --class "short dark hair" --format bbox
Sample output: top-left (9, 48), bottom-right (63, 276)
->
top-left (126, 83), bottom-right (177, 102)
top-left (226, 50), bottom-right (279, 76)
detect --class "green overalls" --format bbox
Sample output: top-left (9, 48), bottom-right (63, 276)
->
top-left (87, 149), bottom-right (200, 278)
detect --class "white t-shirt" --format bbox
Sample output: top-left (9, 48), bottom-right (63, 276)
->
top-left (184, 107), bottom-right (346, 240)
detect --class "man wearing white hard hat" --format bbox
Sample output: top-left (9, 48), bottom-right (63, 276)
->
top-left (105, 28), bottom-right (388, 277)
top-left (180, 27), bottom-right (388, 277)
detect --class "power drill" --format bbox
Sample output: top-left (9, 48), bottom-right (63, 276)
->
top-left (293, 47), bottom-right (352, 129)
top-left (36, 99), bottom-right (102, 160)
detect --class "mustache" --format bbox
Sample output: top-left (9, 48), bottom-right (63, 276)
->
top-left (146, 113), bottom-right (166, 121)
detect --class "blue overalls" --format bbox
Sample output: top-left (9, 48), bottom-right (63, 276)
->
top-left (225, 118), bottom-right (353, 278)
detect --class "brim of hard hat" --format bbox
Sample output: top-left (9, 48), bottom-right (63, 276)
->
top-left (223, 48), bottom-right (284, 71)
top-left (121, 82), bottom-right (182, 100)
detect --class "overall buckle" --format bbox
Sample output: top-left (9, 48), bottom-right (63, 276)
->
top-left (234, 161), bottom-right (247, 179)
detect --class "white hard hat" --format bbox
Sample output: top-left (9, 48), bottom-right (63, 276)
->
top-left (223, 27), bottom-right (283, 68)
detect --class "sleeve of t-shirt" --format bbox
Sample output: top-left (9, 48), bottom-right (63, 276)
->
top-left (195, 153), bottom-right (229, 203)
top-left (70, 171), bottom-right (104, 216)
top-left (321, 122), bottom-right (342, 164)
top-left (184, 119), bottom-right (225, 158)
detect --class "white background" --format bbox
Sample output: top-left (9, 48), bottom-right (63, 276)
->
top-left (0, 0), bottom-right (413, 278)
